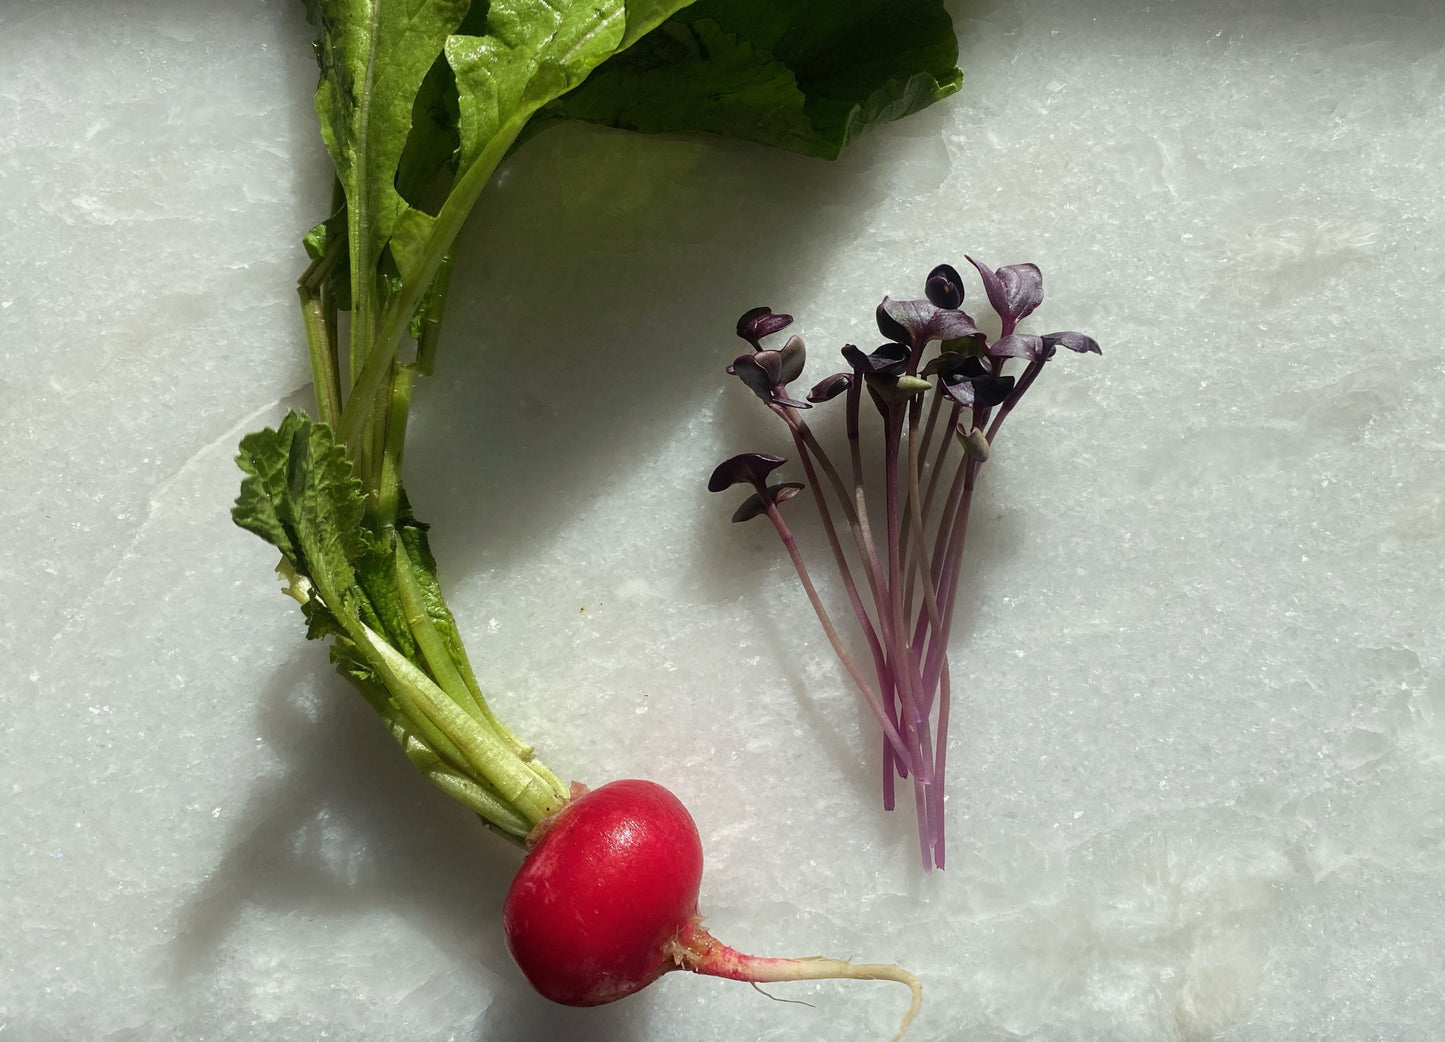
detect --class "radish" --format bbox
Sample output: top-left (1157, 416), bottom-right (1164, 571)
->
top-left (505, 779), bottom-right (922, 1038)
top-left (233, 2), bottom-right (959, 1034)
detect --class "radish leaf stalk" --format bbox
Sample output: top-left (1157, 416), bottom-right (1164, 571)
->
top-left (713, 262), bottom-right (1100, 871)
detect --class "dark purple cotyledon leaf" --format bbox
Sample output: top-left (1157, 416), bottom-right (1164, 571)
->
top-left (988, 333), bottom-right (1048, 361)
top-left (727, 335), bottom-right (811, 409)
top-left (806, 372), bottom-right (852, 404)
top-left (708, 453), bottom-right (805, 524)
top-left (921, 351), bottom-right (989, 379)
top-left (877, 297), bottom-right (988, 352)
top-left (708, 452), bottom-right (787, 492)
top-left (776, 334), bottom-right (807, 383)
top-left (989, 331), bottom-right (1102, 362)
top-left (731, 483), bottom-right (806, 523)
top-left (1043, 330), bottom-right (1101, 355)
top-left (925, 263), bottom-right (964, 309)
top-left (841, 342), bottom-right (910, 377)
top-left (939, 370), bottom-right (1014, 409)
top-left (966, 256), bottom-right (1042, 336)
top-left (736, 306), bottom-right (793, 349)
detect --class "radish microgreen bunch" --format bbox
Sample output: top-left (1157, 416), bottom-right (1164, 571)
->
top-left (712, 260), bottom-right (1100, 871)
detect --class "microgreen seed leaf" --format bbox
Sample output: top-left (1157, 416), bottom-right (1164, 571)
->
top-left (736, 306), bottom-right (793, 348)
top-left (842, 342), bottom-right (910, 377)
top-left (806, 372), bottom-right (852, 403)
top-left (770, 482), bottom-right (806, 505)
top-left (708, 452), bottom-right (788, 492)
top-left (1043, 330), bottom-right (1102, 355)
top-left (778, 335), bottom-right (807, 385)
top-left (939, 371), bottom-right (1014, 408)
top-left (879, 296), bottom-right (988, 349)
top-left (921, 352), bottom-right (988, 378)
top-left (730, 482), bottom-right (806, 523)
top-left (730, 349), bottom-right (812, 409)
top-left (876, 300), bottom-right (912, 345)
top-left (729, 352), bottom-right (776, 400)
top-left (965, 256), bottom-right (1043, 332)
top-left (925, 263), bottom-right (964, 309)
top-left (988, 332), bottom-right (1048, 361)
top-left (730, 493), bottom-right (768, 523)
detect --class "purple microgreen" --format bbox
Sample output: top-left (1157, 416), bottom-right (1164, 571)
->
top-left (965, 256), bottom-right (1043, 335)
top-left (842, 341), bottom-right (910, 377)
top-left (714, 258), bottom-right (1098, 873)
top-left (736, 306), bottom-right (793, 349)
top-left (878, 297), bottom-right (987, 350)
top-left (730, 482), bottom-right (807, 523)
top-left (708, 452), bottom-right (787, 493)
top-left (1043, 330), bottom-right (1101, 355)
top-left (807, 372), bottom-right (852, 403)
top-left (924, 263), bottom-right (964, 309)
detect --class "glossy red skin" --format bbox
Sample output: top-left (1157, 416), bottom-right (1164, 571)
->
top-left (503, 779), bottom-right (705, 1006)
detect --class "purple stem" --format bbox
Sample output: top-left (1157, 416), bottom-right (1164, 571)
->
top-left (777, 411), bottom-right (887, 680)
top-left (931, 665), bottom-right (951, 869)
top-left (761, 500), bottom-right (912, 764)
top-left (883, 405), bottom-right (934, 789)
top-left (921, 461), bottom-right (979, 704)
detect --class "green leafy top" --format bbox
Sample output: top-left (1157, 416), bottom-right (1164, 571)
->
top-left (542, 0), bottom-right (962, 159)
top-left (238, 0), bottom-right (964, 840)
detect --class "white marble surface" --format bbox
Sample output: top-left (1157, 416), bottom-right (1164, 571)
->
top-left (3, 1), bottom-right (1444, 1039)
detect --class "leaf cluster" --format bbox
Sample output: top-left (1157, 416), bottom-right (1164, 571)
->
top-left (232, 0), bottom-right (965, 836)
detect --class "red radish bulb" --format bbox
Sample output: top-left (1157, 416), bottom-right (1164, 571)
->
top-left (503, 779), bottom-right (922, 1040)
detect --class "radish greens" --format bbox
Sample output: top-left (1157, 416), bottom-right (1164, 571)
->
top-left (232, 0), bottom-right (963, 842)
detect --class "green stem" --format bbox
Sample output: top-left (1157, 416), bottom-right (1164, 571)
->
top-left (414, 254), bottom-right (454, 378)
top-left (356, 622), bottom-right (566, 826)
top-left (341, 116), bottom-right (530, 451)
top-left (377, 361), bottom-right (415, 533)
top-left (393, 538), bottom-right (486, 721)
top-left (347, 644), bottom-right (533, 839)
top-left (297, 237), bottom-right (344, 429)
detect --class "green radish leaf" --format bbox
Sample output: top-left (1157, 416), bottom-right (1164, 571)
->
top-left (233, 411), bottom-right (309, 562)
top-left (445, 0), bottom-right (627, 171)
top-left (307, 0), bottom-right (471, 276)
top-left (540, 0), bottom-right (962, 159)
top-left (394, 49), bottom-right (465, 215)
top-left (232, 412), bottom-right (383, 637)
top-left (354, 547), bottom-right (418, 656)
top-left (389, 206), bottom-right (437, 286)
top-left (336, 0), bottom-right (702, 434)
top-left (397, 518), bottom-right (461, 662)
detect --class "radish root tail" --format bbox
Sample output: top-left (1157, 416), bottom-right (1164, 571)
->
top-left (668, 924), bottom-right (923, 1042)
